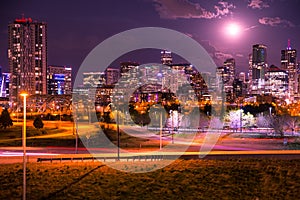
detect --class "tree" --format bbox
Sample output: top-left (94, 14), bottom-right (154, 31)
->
top-left (0, 108), bottom-right (13, 129)
top-left (256, 113), bottom-right (270, 128)
top-left (225, 109), bottom-right (255, 131)
top-left (33, 116), bottom-right (44, 129)
top-left (243, 112), bottom-right (256, 128)
top-left (284, 115), bottom-right (299, 136)
top-left (256, 114), bottom-right (294, 137)
top-left (269, 115), bottom-right (285, 137)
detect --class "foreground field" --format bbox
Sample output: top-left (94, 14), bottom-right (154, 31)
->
top-left (0, 159), bottom-right (299, 199)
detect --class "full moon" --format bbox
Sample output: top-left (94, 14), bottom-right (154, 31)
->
top-left (225, 23), bottom-right (241, 37)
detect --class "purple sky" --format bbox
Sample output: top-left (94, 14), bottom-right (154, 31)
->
top-left (1, 0), bottom-right (300, 77)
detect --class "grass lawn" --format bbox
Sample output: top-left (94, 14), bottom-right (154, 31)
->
top-left (0, 123), bottom-right (158, 148)
top-left (0, 122), bottom-right (73, 147)
top-left (0, 159), bottom-right (299, 199)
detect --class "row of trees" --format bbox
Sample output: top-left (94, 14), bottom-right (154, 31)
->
top-left (225, 109), bottom-right (299, 136)
top-left (100, 104), bottom-right (299, 137)
top-left (0, 108), bottom-right (44, 129)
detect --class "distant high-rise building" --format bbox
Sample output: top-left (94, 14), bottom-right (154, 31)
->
top-left (119, 62), bottom-right (139, 88)
top-left (223, 58), bottom-right (236, 83)
top-left (8, 17), bottom-right (47, 105)
top-left (216, 58), bottom-right (236, 102)
top-left (166, 63), bottom-right (189, 95)
top-left (250, 44), bottom-right (267, 95)
top-left (185, 65), bottom-right (208, 100)
top-left (233, 79), bottom-right (243, 99)
top-left (265, 65), bottom-right (288, 100)
top-left (83, 72), bottom-right (105, 88)
top-left (161, 50), bottom-right (172, 65)
top-left (0, 67), bottom-right (8, 98)
top-left (105, 68), bottom-right (120, 85)
top-left (47, 65), bottom-right (72, 95)
top-left (3, 73), bottom-right (10, 98)
top-left (238, 72), bottom-right (246, 83)
top-left (281, 40), bottom-right (297, 100)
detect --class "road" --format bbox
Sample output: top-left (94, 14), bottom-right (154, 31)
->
top-left (0, 124), bottom-right (299, 164)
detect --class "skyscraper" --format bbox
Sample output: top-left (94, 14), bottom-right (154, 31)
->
top-left (47, 65), bottom-right (72, 95)
top-left (265, 65), bottom-right (288, 100)
top-left (119, 62), bottom-right (139, 88)
top-left (83, 72), bottom-right (105, 88)
top-left (8, 17), bottom-right (47, 105)
top-left (161, 50), bottom-right (172, 65)
top-left (216, 58), bottom-right (236, 102)
top-left (250, 44), bottom-right (267, 95)
top-left (281, 40), bottom-right (297, 100)
top-left (105, 68), bottom-right (120, 85)
top-left (223, 58), bottom-right (236, 84)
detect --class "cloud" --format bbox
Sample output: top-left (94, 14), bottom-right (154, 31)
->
top-left (259, 17), bottom-right (295, 28)
top-left (153, 0), bottom-right (234, 19)
top-left (235, 54), bottom-right (244, 58)
top-left (244, 25), bottom-right (258, 31)
top-left (248, 0), bottom-right (270, 9)
top-left (215, 52), bottom-right (233, 61)
top-left (198, 40), bottom-right (233, 66)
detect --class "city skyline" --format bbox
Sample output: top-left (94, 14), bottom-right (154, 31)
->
top-left (0, 2), bottom-right (299, 199)
top-left (1, 0), bottom-right (300, 75)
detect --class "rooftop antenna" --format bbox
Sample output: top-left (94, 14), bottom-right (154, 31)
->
top-left (287, 39), bottom-right (291, 50)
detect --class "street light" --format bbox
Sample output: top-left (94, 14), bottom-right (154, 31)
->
top-left (160, 111), bottom-right (162, 150)
top-left (74, 103), bottom-right (78, 154)
top-left (109, 103), bottom-right (120, 160)
top-left (20, 92), bottom-right (28, 200)
top-left (88, 100), bottom-right (91, 124)
top-left (116, 110), bottom-right (120, 161)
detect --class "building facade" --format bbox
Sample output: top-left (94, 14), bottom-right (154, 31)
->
top-left (105, 68), bottom-right (120, 86)
top-left (216, 58), bottom-right (236, 102)
top-left (281, 40), bottom-right (297, 100)
top-left (250, 44), bottom-right (267, 95)
top-left (47, 65), bottom-right (72, 95)
top-left (83, 72), bottom-right (105, 88)
top-left (265, 65), bottom-right (288, 100)
top-left (8, 17), bottom-right (47, 106)
top-left (161, 50), bottom-right (172, 65)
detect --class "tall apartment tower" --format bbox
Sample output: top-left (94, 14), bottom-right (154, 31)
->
top-left (250, 44), bottom-right (267, 95)
top-left (161, 50), bottom-right (172, 65)
top-left (223, 58), bottom-right (236, 84)
top-left (281, 39), bottom-right (297, 100)
top-left (8, 17), bottom-right (47, 105)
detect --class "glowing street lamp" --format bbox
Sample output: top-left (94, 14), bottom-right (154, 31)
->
top-left (20, 92), bottom-right (28, 200)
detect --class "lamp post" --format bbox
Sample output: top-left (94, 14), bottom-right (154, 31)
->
top-left (117, 110), bottom-right (120, 161)
top-left (108, 103), bottom-right (120, 160)
top-left (240, 103), bottom-right (243, 133)
top-left (88, 100), bottom-right (92, 124)
top-left (20, 92), bottom-right (28, 200)
top-left (160, 111), bottom-right (162, 150)
top-left (75, 103), bottom-right (78, 154)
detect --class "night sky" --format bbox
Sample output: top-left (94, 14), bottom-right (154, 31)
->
top-left (1, 0), bottom-right (300, 77)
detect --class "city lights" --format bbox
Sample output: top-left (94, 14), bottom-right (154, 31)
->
top-left (1, 1), bottom-right (300, 199)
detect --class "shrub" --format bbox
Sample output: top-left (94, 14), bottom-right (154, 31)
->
top-left (33, 116), bottom-right (44, 129)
